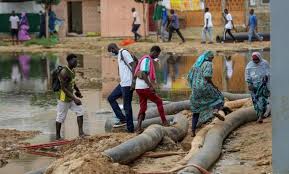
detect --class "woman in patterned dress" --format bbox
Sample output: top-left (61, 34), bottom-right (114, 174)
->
top-left (188, 51), bottom-right (225, 137)
top-left (245, 52), bottom-right (270, 123)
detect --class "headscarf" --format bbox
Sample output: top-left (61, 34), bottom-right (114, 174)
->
top-left (187, 51), bottom-right (214, 88)
top-left (245, 52), bottom-right (270, 87)
top-left (20, 12), bottom-right (29, 26)
top-left (193, 51), bottom-right (214, 68)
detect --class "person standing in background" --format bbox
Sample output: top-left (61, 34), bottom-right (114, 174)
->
top-left (18, 12), bottom-right (31, 42)
top-left (131, 8), bottom-right (142, 42)
top-left (201, 8), bottom-right (214, 44)
top-left (9, 11), bottom-right (19, 45)
top-left (39, 11), bottom-right (46, 38)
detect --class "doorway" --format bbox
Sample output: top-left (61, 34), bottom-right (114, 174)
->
top-left (68, 1), bottom-right (83, 34)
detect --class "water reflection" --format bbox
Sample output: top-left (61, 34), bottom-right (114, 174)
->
top-left (0, 52), bottom-right (58, 93)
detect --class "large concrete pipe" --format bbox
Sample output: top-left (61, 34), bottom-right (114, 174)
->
top-left (103, 114), bottom-right (189, 164)
top-left (222, 92), bottom-right (251, 101)
top-left (216, 32), bottom-right (270, 43)
top-left (178, 107), bottom-right (257, 174)
top-left (105, 115), bottom-right (175, 132)
top-left (105, 93), bottom-right (250, 132)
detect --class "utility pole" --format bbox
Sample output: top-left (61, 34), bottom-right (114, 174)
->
top-left (271, 1), bottom-right (289, 174)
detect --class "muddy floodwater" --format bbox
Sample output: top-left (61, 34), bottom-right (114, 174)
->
top-left (0, 49), bottom-right (270, 173)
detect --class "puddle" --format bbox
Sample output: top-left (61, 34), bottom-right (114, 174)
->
top-left (0, 49), bottom-right (270, 173)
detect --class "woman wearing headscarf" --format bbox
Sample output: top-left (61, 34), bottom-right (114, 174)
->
top-left (188, 51), bottom-right (225, 137)
top-left (18, 12), bottom-right (31, 41)
top-left (245, 52), bottom-right (270, 123)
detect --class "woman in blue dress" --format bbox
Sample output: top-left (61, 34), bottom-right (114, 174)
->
top-left (188, 51), bottom-right (225, 137)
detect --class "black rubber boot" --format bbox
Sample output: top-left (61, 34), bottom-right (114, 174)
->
top-left (56, 122), bottom-right (62, 140)
top-left (77, 116), bottom-right (85, 137)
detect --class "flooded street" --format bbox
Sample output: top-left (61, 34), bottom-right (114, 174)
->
top-left (0, 49), bottom-right (270, 173)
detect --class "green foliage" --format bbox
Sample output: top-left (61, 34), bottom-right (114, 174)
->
top-left (134, 0), bottom-right (159, 4)
top-left (24, 36), bottom-right (58, 48)
top-left (35, 0), bottom-right (61, 5)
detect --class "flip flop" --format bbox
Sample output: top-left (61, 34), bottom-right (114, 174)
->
top-left (213, 112), bottom-right (225, 121)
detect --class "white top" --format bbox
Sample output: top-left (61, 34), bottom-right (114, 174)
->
top-left (118, 49), bottom-right (134, 87)
top-left (133, 11), bottom-right (141, 25)
top-left (204, 12), bottom-right (213, 28)
top-left (225, 13), bottom-right (233, 29)
top-left (9, 16), bottom-right (19, 29)
top-left (135, 57), bottom-right (151, 89)
top-left (225, 60), bottom-right (233, 79)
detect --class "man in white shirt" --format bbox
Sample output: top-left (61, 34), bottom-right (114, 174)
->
top-left (134, 46), bottom-right (169, 133)
top-left (222, 9), bottom-right (236, 42)
top-left (9, 11), bottom-right (19, 45)
top-left (201, 8), bottom-right (214, 44)
top-left (131, 8), bottom-right (142, 41)
top-left (107, 43), bottom-right (137, 133)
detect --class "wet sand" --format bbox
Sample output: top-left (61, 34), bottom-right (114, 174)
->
top-left (0, 129), bottom-right (40, 167)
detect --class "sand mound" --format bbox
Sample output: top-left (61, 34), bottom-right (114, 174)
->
top-left (45, 134), bottom-right (136, 174)
top-left (0, 129), bottom-right (40, 168)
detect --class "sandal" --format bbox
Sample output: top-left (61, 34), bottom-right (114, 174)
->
top-left (213, 112), bottom-right (225, 121)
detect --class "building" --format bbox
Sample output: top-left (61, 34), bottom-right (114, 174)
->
top-left (53, 0), bottom-right (148, 37)
top-left (53, 0), bottom-right (270, 38)
top-left (0, 0), bottom-right (43, 33)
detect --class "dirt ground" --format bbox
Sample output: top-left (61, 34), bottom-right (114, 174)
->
top-left (43, 98), bottom-right (272, 174)
top-left (212, 118), bottom-right (272, 174)
top-left (0, 129), bottom-right (40, 168)
top-left (0, 37), bottom-right (270, 55)
top-left (45, 133), bottom-right (136, 174)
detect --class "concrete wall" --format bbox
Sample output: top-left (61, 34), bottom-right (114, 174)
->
top-left (101, 0), bottom-right (148, 37)
top-left (82, 0), bottom-right (101, 34)
top-left (53, 0), bottom-right (101, 37)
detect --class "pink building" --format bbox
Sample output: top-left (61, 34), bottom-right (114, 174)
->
top-left (53, 0), bottom-right (149, 37)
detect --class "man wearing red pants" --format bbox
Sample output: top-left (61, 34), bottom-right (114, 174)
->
top-left (134, 46), bottom-right (169, 133)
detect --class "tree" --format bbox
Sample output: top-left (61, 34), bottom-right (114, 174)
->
top-left (35, 0), bottom-right (61, 38)
top-left (134, 0), bottom-right (159, 39)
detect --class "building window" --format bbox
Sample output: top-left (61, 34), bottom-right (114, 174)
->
top-left (262, 0), bottom-right (270, 3)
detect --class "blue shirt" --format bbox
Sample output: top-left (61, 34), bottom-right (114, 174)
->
top-left (171, 14), bottom-right (179, 29)
top-left (249, 15), bottom-right (257, 29)
top-left (161, 9), bottom-right (168, 26)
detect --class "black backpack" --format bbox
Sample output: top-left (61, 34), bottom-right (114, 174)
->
top-left (51, 65), bottom-right (63, 92)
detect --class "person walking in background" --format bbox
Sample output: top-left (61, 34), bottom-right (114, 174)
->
top-left (160, 7), bottom-right (169, 42)
top-left (107, 43), bottom-right (137, 133)
top-left (187, 51), bottom-right (225, 137)
top-left (247, 9), bottom-right (263, 43)
top-left (168, 9), bottom-right (185, 43)
top-left (39, 11), bottom-right (46, 38)
top-left (131, 8), bottom-right (142, 42)
top-left (201, 8), bottom-right (214, 44)
top-left (245, 52), bottom-right (270, 123)
top-left (9, 11), bottom-right (19, 45)
top-left (134, 46), bottom-right (169, 133)
top-left (222, 9), bottom-right (236, 43)
top-left (18, 12), bottom-right (31, 42)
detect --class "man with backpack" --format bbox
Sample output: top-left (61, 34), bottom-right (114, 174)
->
top-left (53, 54), bottom-right (86, 140)
top-left (107, 43), bottom-right (137, 133)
